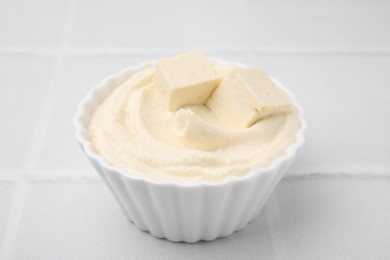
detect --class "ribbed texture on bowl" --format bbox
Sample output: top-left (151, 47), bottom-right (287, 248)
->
top-left (74, 59), bottom-right (307, 242)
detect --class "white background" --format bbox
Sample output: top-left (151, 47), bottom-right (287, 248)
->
top-left (0, 0), bottom-right (389, 259)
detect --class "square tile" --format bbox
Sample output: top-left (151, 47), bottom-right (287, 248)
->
top-left (0, 56), bottom-right (54, 171)
top-left (0, 0), bottom-right (71, 48)
top-left (271, 178), bottom-right (390, 259)
top-left (70, 0), bottom-right (245, 51)
top-left (8, 182), bottom-right (128, 259)
top-left (243, 0), bottom-right (390, 51)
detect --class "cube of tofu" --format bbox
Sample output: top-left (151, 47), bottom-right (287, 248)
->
top-left (214, 63), bottom-right (236, 79)
top-left (154, 51), bottom-right (220, 110)
top-left (207, 68), bottom-right (291, 130)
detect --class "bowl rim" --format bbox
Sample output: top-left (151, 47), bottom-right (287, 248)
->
top-left (74, 58), bottom-right (307, 187)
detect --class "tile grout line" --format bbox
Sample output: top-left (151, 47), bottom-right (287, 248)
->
top-left (2, 48), bottom-right (390, 57)
top-left (0, 0), bottom-right (80, 258)
top-left (0, 181), bottom-right (30, 260)
top-left (22, 0), bottom-right (79, 172)
top-left (0, 171), bottom-right (389, 184)
top-left (236, 0), bottom-right (254, 62)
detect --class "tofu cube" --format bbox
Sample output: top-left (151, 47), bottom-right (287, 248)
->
top-left (207, 68), bottom-right (291, 129)
top-left (155, 51), bottom-right (219, 110)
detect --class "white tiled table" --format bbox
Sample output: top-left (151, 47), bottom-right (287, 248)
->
top-left (0, 0), bottom-right (389, 259)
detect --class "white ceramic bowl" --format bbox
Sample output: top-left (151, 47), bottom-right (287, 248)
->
top-left (74, 59), bottom-right (307, 243)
